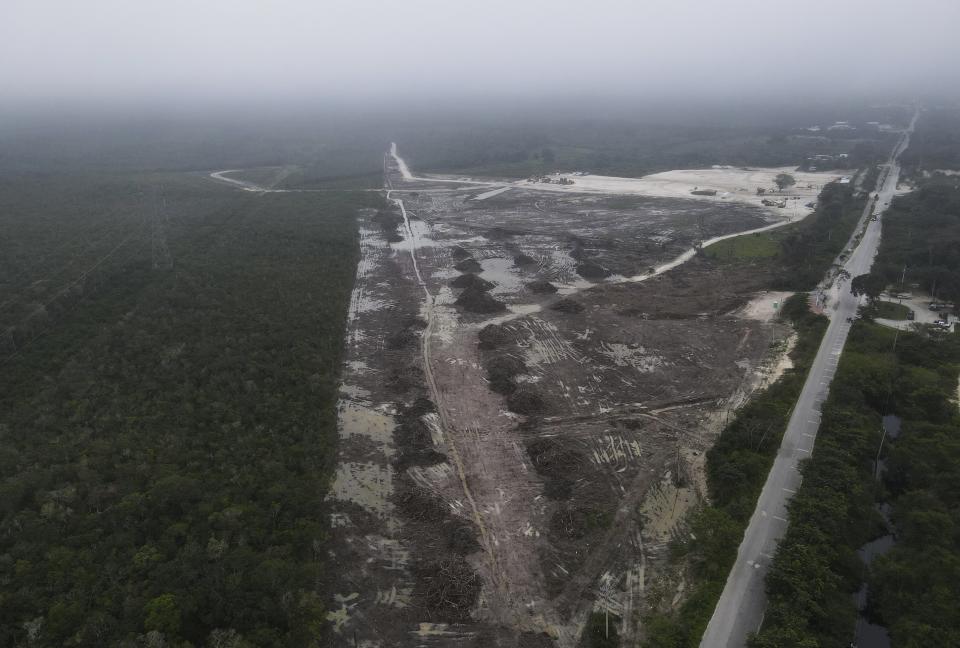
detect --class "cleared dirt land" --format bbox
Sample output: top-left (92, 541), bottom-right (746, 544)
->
top-left (323, 148), bottom-right (841, 646)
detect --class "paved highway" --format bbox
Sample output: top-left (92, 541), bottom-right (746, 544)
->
top-left (699, 106), bottom-right (919, 648)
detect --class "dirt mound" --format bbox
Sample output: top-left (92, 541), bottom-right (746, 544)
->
top-left (568, 238), bottom-right (585, 260)
top-left (514, 253), bottom-right (537, 266)
top-left (518, 632), bottom-right (557, 648)
top-left (385, 316), bottom-right (427, 349)
top-left (507, 388), bottom-right (545, 415)
top-left (550, 298), bottom-right (585, 314)
top-left (527, 438), bottom-right (581, 499)
top-left (385, 328), bottom-right (419, 349)
top-left (412, 557), bottom-right (482, 622)
top-left (395, 482), bottom-right (450, 523)
top-left (372, 207), bottom-right (405, 243)
top-left (450, 245), bottom-right (470, 260)
top-left (386, 364), bottom-right (424, 393)
top-left (576, 261), bottom-right (612, 279)
top-left (484, 355), bottom-right (527, 395)
top-left (454, 258), bottom-right (483, 273)
top-left (393, 398), bottom-right (445, 471)
top-left (395, 477), bottom-right (480, 555)
top-left (450, 273), bottom-right (494, 291)
top-left (455, 286), bottom-right (506, 313)
top-left (526, 280), bottom-right (558, 294)
top-left (550, 502), bottom-right (613, 540)
top-left (478, 323), bottom-right (512, 350)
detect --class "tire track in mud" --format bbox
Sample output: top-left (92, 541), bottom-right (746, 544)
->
top-left (385, 171), bottom-right (505, 596)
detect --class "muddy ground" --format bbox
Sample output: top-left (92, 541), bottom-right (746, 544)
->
top-left (324, 150), bottom-right (796, 647)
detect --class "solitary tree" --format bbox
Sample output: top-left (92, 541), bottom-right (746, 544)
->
top-left (774, 173), bottom-right (796, 192)
top-left (851, 273), bottom-right (885, 300)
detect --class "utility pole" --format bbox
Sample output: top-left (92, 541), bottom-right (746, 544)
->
top-left (874, 425), bottom-right (887, 481)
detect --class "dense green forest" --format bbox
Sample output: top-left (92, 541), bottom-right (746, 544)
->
top-left (900, 106), bottom-right (960, 172)
top-left (0, 101), bottom-right (904, 186)
top-left (750, 320), bottom-right (960, 647)
top-left (405, 119), bottom-right (894, 179)
top-left (869, 179), bottom-right (960, 303)
top-left (0, 173), bottom-right (375, 646)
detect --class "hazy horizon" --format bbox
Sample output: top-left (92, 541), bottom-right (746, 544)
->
top-left (4, 0), bottom-right (959, 108)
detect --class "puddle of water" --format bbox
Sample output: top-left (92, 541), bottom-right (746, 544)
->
top-left (854, 502), bottom-right (897, 648)
top-left (882, 414), bottom-right (901, 440)
top-left (859, 534), bottom-right (895, 564)
top-left (480, 257), bottom-right (526, 295)
top-left (854, 612), bottom-right (891, 648)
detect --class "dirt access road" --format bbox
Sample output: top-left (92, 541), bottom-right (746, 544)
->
top-left (699, 104), bottom-right (920, 648)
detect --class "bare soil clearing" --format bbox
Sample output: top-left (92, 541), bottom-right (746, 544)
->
top-left (523, 167), bottom-right (839, 217)
top-left (322, 148), bottom-right (805, 646)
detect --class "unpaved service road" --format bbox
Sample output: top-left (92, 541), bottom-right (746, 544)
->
top-left (318, 146), bottom-right (839, 647)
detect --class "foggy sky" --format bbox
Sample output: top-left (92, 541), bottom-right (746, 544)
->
top-left (4, 0), bottom-right (959, 106)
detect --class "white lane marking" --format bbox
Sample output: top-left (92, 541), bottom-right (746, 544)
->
top-left (773, 516), bottom-right (789, 522)
top-left (782, 487), bottom-right (796, 493)
top-left (797, 448), bottom-right (811, 453)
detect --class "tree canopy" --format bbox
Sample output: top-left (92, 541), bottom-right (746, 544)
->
top-left (775, 173), bottom-right (796, 192)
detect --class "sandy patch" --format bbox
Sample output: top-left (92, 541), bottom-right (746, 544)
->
top-left (736, 291), bottom-right (794, 322)
top-left (519, 167), bottom-right (844, 215)
top-left (473, 186), bottom-right (513, 200)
